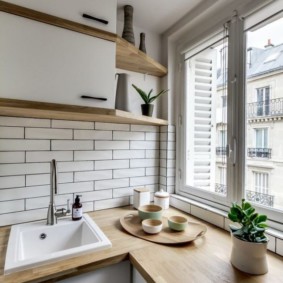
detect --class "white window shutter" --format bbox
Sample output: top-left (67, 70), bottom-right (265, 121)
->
top-left (186, 48), bottom-right (217, 191)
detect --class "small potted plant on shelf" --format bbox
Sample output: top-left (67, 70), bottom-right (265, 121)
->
top-left (228, 199), bottom-right (268, 275)
top-left (132, 84), bottom-right (168, 117)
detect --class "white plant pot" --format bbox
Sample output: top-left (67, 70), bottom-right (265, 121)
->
top-left (230, 234), bottom-right (268, 275)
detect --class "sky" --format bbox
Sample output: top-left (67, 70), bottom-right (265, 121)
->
top-left (247, 17), bottom-right (283, 49)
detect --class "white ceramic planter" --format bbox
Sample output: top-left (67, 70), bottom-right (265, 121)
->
top-left (230, 235), bottom-right (268, 275)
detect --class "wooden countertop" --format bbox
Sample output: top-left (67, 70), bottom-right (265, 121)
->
top-left (0, 206), bottom-right (282, 283)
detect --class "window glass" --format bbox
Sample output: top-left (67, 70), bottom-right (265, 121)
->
top-left (245, 16), bottom-right (283, 211)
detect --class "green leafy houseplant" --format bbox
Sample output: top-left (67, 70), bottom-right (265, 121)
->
top-left (132, 84), bottom-right (168, 104)
top-left (228, 199), bottom-right (268, 243)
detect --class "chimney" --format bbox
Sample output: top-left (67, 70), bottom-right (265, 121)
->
top-left (264, 39), bottom-right (274, 48)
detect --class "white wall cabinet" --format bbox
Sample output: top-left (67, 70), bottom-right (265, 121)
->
top-left (0, 12), bottom-right (116, 109)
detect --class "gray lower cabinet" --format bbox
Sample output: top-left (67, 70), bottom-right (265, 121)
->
top-left (58, 261), bottom-right (131, 283)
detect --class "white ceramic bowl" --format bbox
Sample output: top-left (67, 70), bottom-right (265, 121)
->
top-left (142, 219), bottom-right (163, 234)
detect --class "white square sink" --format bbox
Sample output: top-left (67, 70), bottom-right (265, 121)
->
top-left (4, 214), bottom-right (112, 274)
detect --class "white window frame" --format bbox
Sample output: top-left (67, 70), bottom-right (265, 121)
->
top-left (176, 3), bottom-right (283, 228)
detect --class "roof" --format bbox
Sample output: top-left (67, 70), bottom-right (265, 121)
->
top-left (217, 43), bottom-right (283, 86)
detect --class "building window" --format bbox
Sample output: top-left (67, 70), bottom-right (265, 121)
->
top-left (247, 128), bottom-right (271, 158)
top-left (245, 172), bottom-right (274, 207)
top-left (253, 171), bottom-right (269, 194)
top-left (256, 87), bottom-right (270, 116)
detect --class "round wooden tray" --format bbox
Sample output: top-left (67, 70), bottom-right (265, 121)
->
top-left (120, 212), bottom-right (207, 245)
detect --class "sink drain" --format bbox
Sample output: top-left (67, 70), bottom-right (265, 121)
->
top-left (39, 233), bottom-right (47, 240)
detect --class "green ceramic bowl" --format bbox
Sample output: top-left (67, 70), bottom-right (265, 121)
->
top-left (168, 215), bottom-right (188, 231)
top-left (138, 204), bottom-right (163, 220)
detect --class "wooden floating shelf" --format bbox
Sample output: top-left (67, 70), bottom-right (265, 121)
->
top-left (116, 36), bottom-right (167, 77)
top-left (0, 0), bottom-right (168, 77)
top-left (0, 98), bottom-right (168, 126)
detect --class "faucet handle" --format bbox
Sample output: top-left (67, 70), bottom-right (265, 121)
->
top-left (66, 199), bottom-right (71, 214)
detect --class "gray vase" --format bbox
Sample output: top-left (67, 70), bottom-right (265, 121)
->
top-left (122, 5), bottom-right (135, 45)
top-left (115, 73), bottom-right (130, 112)
top-left (139, 33), bottom-right (146, 53)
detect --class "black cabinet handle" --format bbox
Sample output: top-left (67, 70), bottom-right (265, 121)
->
top-left (82, 14), bottom-right (108, 25)
top-left (81, 95), bottom-right (107, 101)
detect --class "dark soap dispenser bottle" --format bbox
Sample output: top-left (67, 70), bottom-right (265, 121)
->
top-left (72, 195), bottom-right (82, 221)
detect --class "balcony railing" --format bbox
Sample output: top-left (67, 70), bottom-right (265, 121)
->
top-left (246, 190), bottom-right (274, 207)
top-left (215, 183), bottom-right (227, 195)
top-left (216, 147), bottom-right (226, 156)
top-left (247, 98), bottom-right (283, 118)
top-left (247, 148), bottom-right (272, 158)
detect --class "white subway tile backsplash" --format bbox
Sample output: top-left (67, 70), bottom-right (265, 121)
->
top-left (160, 142), bottom-right (167, 150)
top-left (0, 139), bottom-right (50, 151)
top-left (167, 160), bottom-right (176, 168)
top-left (26, 194), bottom-right (72, 210)
top-left (146, 167), bottom-right (159, 176)
top-left (95, 178), bottom-right (129, 190)
top-left (130, 141), bottom-right (159, 150)
top-left (0, 185), bottom-right (49, 201)
top-left (74, 130), bottom-right (112, 140)
top-left (145, 132), bottom-right (159, 141)
top-left (159, 176), bottom-right (167, 186)
top-left (58, 161), bottom-right (93, 172)
top-left (0, 127), bottom-right (24, 138)
top-left (160, 133), bottom-right (167, 141)
top-left (114, 168), bottom-right (145, 179)
top-left (0, 163), bottom-right (50, 176)
top-left (52, 140), bottom-right (93, 150)
top-left (95, 122), bottom-right (129, 131)
top-left (95, 160), bottom-right (129, 170)
top-left (113, 150), bottom-right (145, 159)
top-left (159, 167), bottom-right (166, 177)
top-left (130, 159), bottom-right (159, 168)
top-left (0, 118), bottom-right (177, 229)
top-left (52, 120), bottom-right (94, 129)
top-left (0, 176), bottom-right (25, 189)
top-left (167, 141), bottom-right (176, 151)
top-left (80, 190), bottom-right (112, 201)
top-left (75, 170), bottom-right (112, 182)
top-left (130, 176), bottom-right (159, 186)
top-left (95, 140), bottom-right (129, 150)
top-left (0, 152), bottom-right (25, 163)
top-left (59, 182), bottom-right (93, 194)
top-left (95, 197), bottom-right (130, 210)
top-left (26, 151), bottom-right (73, 162)
top-left (113, 131), bottom-right (144, 141)
top-left (0, 208), bottom-right (47, 226)
top-left (167, 168), bottom-right (176, 177)
top-left (25, 128), bottom-right (73, 139)
top-left (80, 202), bottom-right (94, 212)
top-left (113, 187), bottom-right (133, 198)
top-left (167, 150), bottom-right (176, 159)
top-left (131, 125), bottom-right (158, 132)
top-left (0, 199), bottom-right (24, 213)
top-left (74, 150), bottom-right (112, 161)
top-left (26, 174), bottom-right (49, 186)
top-left (146, 150), bottom-right (159, 159)
top-left (0, 117), bottom-right (50, 127)
top-left (26, 172), bottom-right (73, 186)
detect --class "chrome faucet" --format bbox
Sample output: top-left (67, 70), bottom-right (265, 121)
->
top-left (47, 159), bottom-right (70, 225)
